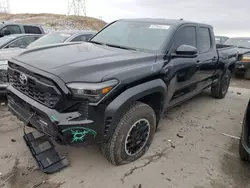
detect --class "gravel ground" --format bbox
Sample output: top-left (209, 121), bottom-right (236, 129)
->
top-left (0, 79), bottom-right (250, 188)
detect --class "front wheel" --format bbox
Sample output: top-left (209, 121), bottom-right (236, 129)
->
top-left (239, 139), bottom-right (250, 161)
top-left (101, 102), bottom-right (156, 166)
top-left (211, 69), bottom-right (231, 99)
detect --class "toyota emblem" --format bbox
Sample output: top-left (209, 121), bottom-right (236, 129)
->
top-left (19, 73), bottom-right (28, 85)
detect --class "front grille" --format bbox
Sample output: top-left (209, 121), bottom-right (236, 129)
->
top-left (8, 63), bottom-right (61, 108)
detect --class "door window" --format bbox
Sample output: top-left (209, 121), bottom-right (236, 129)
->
top-left (172, 26), bottom-right (197, 52)
top-left (197, 27), bottom-right (212, 53)
top-left (1, 25), bottom-right (22, 34)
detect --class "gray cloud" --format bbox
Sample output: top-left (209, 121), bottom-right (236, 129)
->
top-left (10, 0), bottom-right (250, 36)
top-left (107, 0), bottom-right (250, 36)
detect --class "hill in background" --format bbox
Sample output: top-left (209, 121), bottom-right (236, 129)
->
top-left (0, 13), bottom-right (106, 32)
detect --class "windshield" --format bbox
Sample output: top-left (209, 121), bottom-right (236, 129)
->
top-left (90, 21), bottom-right (171, 51)
top-left (27, 32), bottom-right (73, 48)
top-left (224, 38), bottom-right (250, 48)
top-left (0, 35), bottom-right (17, 46)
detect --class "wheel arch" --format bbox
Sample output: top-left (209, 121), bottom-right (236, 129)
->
top-left (103, 79), bottom-right (167, 141)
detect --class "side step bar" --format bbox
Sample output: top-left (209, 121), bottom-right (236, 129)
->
top-left (23, 131), bottom-right (69, 174)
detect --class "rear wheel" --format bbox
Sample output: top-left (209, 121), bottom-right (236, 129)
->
top-left (101, 102), bottom-right (156, 166)
top-left (244, 69), bottom-right (250, 80)
top-left (239, 139), bottom-right (250, 161)
top-left (211, 69), bottom-right (231, 99)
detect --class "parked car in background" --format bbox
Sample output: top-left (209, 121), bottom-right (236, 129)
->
top-left (27, 30), bottom-right (96, 48)
top-left (0, 23), bottom-right (45, 37)
top-left (0, 30), bottom-right (96, 94)
top-left (224, 37), bottom-right (250, 79)
top-left (215, 36), bottom-right (229, 44)
top-left (6, 18), bottom-right (238, 170)
top-left (0, 34), bottom-right (42, 49)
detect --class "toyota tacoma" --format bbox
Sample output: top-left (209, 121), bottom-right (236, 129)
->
top-left (7, 19), bottom-right (238, 166)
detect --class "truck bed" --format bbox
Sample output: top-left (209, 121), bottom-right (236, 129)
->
top-left (216, 44), bottom-right (235, 50)
top-left (216, 44), bottom-right (238, 60)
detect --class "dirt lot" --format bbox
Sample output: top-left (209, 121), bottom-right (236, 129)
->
top-left (0, 78), bottom-right (250, 188)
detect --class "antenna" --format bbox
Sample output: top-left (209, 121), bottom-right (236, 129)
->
top-left (0, 0), bottom-right (9, 13)
top-left (68, 0), bottom-right (86, 16)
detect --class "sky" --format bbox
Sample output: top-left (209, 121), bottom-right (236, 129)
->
top-left (7, 0), bottom-right (250, 37)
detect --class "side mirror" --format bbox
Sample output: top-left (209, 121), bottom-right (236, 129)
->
top-left (175, 44), bottom-right (198, 56)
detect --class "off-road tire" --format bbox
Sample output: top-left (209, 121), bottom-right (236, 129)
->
top-left (239, 139), bottom-right (250, 161)
top-left (101, 102), bottom-right (156, 166)
top-left (211, 69), bottom-right (231, 99)
top-left (244, 69), bottom-right (250, 80)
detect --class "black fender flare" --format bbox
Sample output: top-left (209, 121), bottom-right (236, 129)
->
top-left (103, 79), bottom-right (167, 140)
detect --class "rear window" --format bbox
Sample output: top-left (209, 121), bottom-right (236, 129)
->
top-left (71, 34), bottom-right (94, 42)
top-left (27, 32), bottom-right (72, 48)
top-left (24, 26), bottom-right (42, 34)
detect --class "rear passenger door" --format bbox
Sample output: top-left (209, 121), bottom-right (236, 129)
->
top-left (165, 25), bottom-right (199, 107)
top-left (196, 26), bottom-right (217, 89)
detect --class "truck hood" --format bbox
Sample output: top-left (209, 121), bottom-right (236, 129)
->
top-left (12, 42), bottom-right (158, 83)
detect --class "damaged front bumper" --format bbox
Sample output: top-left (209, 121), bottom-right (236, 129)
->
top-left (7, 85), bottom-right (102, 145)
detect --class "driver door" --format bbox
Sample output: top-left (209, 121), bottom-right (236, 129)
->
top-left (164, 25), bottom-right (200, 108)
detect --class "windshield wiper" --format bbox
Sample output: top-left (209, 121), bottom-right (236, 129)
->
top-left (105, 43), bottom-right (137, 51)
top-left (89, 41), bottom-right (105, 45)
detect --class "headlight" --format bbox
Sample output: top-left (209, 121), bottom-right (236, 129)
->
top-left (66, 79), bottom-right (119, 102)
top-left (242, 55), bottom-right (250, 62)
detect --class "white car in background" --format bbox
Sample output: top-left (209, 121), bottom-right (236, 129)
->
top-left (0, 30), bottom-right (96, 94)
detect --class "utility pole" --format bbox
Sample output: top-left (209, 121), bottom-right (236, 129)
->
top-left (0, 0), bottom-right (9, 13)
top-left (68, 0), bottom-right (86, 16)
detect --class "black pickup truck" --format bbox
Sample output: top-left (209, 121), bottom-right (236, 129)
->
top-left (7, 19), bottom-right (239, 167)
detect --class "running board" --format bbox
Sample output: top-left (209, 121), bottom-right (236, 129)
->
top-left (23, 131), bottom-right (69, 174)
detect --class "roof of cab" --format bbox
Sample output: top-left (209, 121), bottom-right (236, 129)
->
top-left (51, 30), bottom-right (96, 34)
top-left (119, 18), bottom-right (212, 28)
top-left (3, 33), bottom-right (43, 37)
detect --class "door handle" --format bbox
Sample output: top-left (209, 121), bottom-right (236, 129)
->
top-left (196, 60), bottom-right (200, 63)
